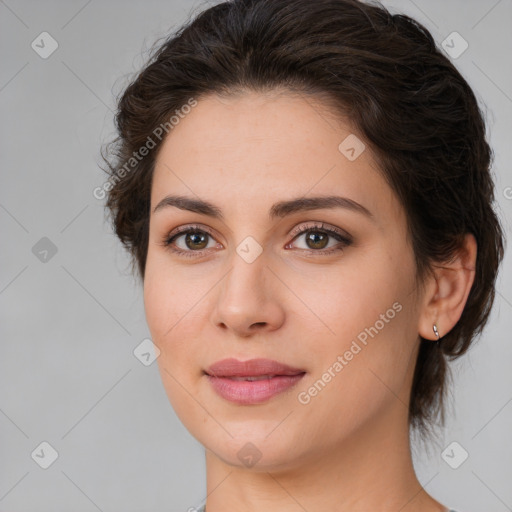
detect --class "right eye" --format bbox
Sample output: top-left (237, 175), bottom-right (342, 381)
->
top-left (161, 225), bottom-right (222, 258)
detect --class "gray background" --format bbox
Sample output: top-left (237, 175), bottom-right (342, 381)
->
top-left (1, 0), bottom-right (511, 511)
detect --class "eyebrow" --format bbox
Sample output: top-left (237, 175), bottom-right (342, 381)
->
top-left (152, 194), bottom-right (374, 221)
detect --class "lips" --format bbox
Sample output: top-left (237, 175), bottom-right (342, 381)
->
top-left (205, 358), bottom-right (305, 378)
top-left (204, 358), bottom-right (306, 404)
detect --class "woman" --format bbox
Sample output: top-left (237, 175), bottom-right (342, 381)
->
top-left (102, 0), bottom-right (505, 510)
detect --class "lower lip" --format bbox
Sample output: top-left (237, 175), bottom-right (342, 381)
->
top-left (206, 373), bottom-right (306, 404)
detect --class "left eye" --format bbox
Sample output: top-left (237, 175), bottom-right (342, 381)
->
top-left (168, 230), bottom-right (218, 252)
top-left (288, 228), bottom-right (348, 251)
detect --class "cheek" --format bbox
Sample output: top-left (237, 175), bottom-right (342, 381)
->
top-left (144, 263), bottom-right (203, 417)
top-left (290, 256), bottom-right (400, 343)
top-left (300, 253), bottom-right (416, 398)
top-left (143, 273), bottom-right (169, 343)
top-left (297, 303), bottom-right (413, 442)
top-left (144, 246), bottom-right (187, 328)
top-left (143, 256), bottom-right (187, 352)
top-left (143, 256), bottom-right (210, 375)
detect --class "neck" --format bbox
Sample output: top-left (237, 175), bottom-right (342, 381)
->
top-left (202, 398), bottom-right (446, 512)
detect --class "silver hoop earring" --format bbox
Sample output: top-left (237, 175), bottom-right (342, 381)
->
top-left (433, 324), bottom-right (440, 339)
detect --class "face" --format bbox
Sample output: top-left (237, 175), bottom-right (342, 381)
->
top-left (144, 90), bottom-right (423, 470)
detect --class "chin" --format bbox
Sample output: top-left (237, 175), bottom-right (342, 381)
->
top-left (208, 437), bottom-right (302, 472)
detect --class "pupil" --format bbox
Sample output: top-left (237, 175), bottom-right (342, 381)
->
top-left (307, 231), bottom-right (328, 249)
top-left (186, 231), bottom-right (208, 250)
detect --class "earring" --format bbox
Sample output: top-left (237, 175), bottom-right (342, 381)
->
top-left (433, 324), bottom-right (440, 339)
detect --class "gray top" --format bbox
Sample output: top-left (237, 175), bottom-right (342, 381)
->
top-left (195, 505), bottom-right (457, 511)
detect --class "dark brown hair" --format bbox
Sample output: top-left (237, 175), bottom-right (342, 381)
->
top-left (101, 0), bottom-right (505, 439)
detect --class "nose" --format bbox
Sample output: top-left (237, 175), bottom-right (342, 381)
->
top-left (211, 250), bottom-right (286, 337)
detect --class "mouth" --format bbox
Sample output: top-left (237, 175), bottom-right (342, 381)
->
top-left (205, 357), bottom-right (305, 378)
top-left (204, 358), bottom-right (306, 404)
top-left (218, 374), bottom-right (298, 381)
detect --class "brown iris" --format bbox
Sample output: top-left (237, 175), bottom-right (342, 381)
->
top-left (305, 231), bottom-right (329, 250)
top-left (185, 231), bottom-right (209, 250)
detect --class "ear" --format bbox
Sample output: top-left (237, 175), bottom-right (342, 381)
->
top-left (418, 233), bottom-right (477, 340)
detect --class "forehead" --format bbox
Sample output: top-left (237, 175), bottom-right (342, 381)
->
top-left (151, 91), bottom-right (402, 226)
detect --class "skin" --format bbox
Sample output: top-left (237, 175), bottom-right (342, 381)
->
top-left (143, 90), bottom-right (477, 512)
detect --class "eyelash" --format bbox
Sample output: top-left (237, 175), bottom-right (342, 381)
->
top-left (159, 222), bottom-right (353, 259)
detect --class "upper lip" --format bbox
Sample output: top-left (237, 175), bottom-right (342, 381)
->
top-left (205, 358), bottom-right (305, 378)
